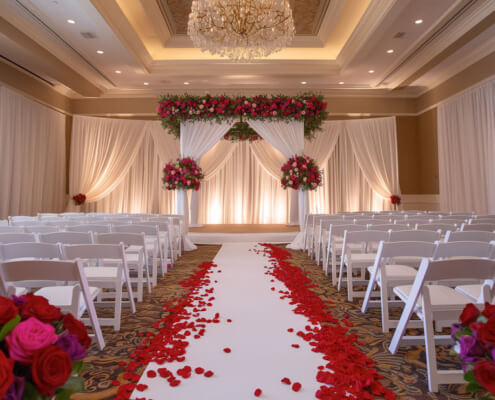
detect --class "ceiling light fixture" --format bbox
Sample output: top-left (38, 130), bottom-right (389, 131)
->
top-left (96, 50), bottom-right (104, 54)
top-left (338, 81), bottom-right (345, 85)
top-left (301, 81), bottom-right (307, 85)
top-left (187, 0), bottom-right (295, 61)
top-left (386, 49), bottom-right (394, 54)
top-left (184, 82), bottom-right (190, 85)
top-left (415, 19), bottom-right (423, 24)
top-left (115, 70), bottom-right (121, 74)
top-left (67, 19), bottom-right (75, 24)
top-left (368, 69), bottom-right (375, 73)
top-left (144, 82), bottom-right (149, 86)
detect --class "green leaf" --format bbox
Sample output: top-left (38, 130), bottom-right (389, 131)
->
top-left (466, 381), bottom-right (481, 394)
top-left (71, 360), bottom-right (85, 374)
top-left (21, 382), bottom-right (43, 400)
top-left (54, 388), bottom-right (73, 400)
top-left (60, 375), bottom-right (85, 393)
top-left (455, 326), bottom-right (474, 340)
top-left (464, 370), bottom-right (475, 382)
top-left (0, 314), bottom-right (21, 341)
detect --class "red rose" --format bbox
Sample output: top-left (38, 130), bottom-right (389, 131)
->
top-left (31, 345), bottom-right (72, 396)
top-left (0, 297), bottom-right (18, 325)
top-left (0, 351), bottom-right (14, 398)
top-left (63, 313), bottom-right (91, 349)
top-left (20, 294), bottom-right (62, 323)
top-left (477, 315), bottom-right (495, 347)
top-left (459, 303), bottom-right (480, 325)
top-left (474, 360), bottom-right (495, 394)
top-left (482, 302), bottom-right (495, 319)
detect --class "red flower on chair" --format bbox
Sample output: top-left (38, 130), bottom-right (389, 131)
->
top-left (72, 193), bottom-right (86, 206)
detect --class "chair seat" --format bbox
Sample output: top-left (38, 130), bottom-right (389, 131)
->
top-left (455, 284), bottom-right (482, 302)
top-left (367, 264), bottom-right (417, 283)
top-left (392, 256), bottom-right (422, 268)
top-left (84, 266), bottom-right (121, 280)
top-left (346, 252), bottom-right (376, 267)
top-left (35, 285), bottom-right (100, 318)
top-left (394, 284), bottom-right (472, 312)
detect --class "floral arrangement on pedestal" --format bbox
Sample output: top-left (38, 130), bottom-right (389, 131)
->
top-left (162, 158), bottom-right (204, 191)
top-left (0, 294), bottom-right (89, 399)
top-left (451, 302), bottom-right (495, 398)
top-left (223, 120), bottom-right (263, 142)
top-left (281, 155), bottom-right (322, 191)
top-left (390, 195), bottom-right (401, 206)
top-left (157, 93), bottom-right (328, 139)
top-left (72, 193), bottom-right (86, 206)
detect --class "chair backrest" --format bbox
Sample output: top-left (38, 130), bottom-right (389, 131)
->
top-left (320, 218), bottom-right (347, 230)
top-left (24, 225), bottom-right (59, 234)
top-left (445, 230), bottom-right (495, 243)
top-left (59, 212), bottom-right (84, 217)
top-left (471, 218), bottom-right (495, 224)
top-left (136, 221), bottom-right (170, 232)
top-left (461, 223), bottom-right (495, 232)
top-left (372, 215), bottom-right (393, 221)
top-left (377, 240), bottom-right (437, 259)
top-left (10, 220), bottom-right (43, 226)
top-left (63, 243), bottom-right (125, 261)
top-left (67, 224), bottom-right (111, 234)
top-left (389, 229), bottom-right (440, 242)
top-left (343, 230), bottom-right (389, 245)
top-left (436, 218), bottom-right (468, 225)
top-left (419, 257), bottom-right (495, 282)
top-left (0, 220), bottom-right (9, 226)
top-left (432, 241), bottom-right (494, 260)
top-left (45, 220), bottom-right (80, 228)
top-left (0, 242), bottom-right (62, 261)
top-left (369, 224), bottom-right (410, 231)
top-left (416, 223), bottom-right (457, 233)
top-left (40, 231), bottom-right (93, 245)
top-left (0, 226), bottom-right (25, 233)
top-left (0, 233), bottom-right (37, 244)
top-left (112, 224), bottom-right (159, 235)
top-left (352, 219), bottom-right (376, 225)
top-left (95, 232), bottom-right (145, 246)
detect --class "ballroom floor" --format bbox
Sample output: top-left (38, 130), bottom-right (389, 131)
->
top-left (76, 244), bottom-right (470, 400)
top-left (189, 224), bottom-right (300, 233)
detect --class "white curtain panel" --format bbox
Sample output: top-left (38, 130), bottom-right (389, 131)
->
top-left (438, 79), bottom-right (495, 213)
top-left (345, 117), bottom-right (401, 199)
top-left (149, 121), bottom-right (180, 161)
top-left (69, 116), bottom-right (148, 205)
top-left (0, 87), bottom-right (66, 218)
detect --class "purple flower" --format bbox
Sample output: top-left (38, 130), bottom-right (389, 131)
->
top-left (451, 323), bottom-right (463, 339)
top-left (491, 347), bottom-right (495, 361)
top-left (11, 295), bottom-right (27, 308)
top-left (4, 376), bottom-right (25, 400)
top-left (55, 333), bottom-right (87, 360)
top-left (459, 335), bottom-right (485, 362)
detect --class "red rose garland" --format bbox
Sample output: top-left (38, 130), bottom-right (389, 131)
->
top-left (258, 244), bottom-right (396, 400)
top-left (281, 155), bottom-right (322, 191)
top-left (162, 157), bottom-right (204, 191)
top-left (0, 294), bottom-right (89, 399)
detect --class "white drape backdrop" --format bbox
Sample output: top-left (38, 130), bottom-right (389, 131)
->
top-left (0, 86), bottom-right (66, 219)
top-left (70, 117), bottom-right (399, 222)
top-left (438, 78), bottom-right (495, 214)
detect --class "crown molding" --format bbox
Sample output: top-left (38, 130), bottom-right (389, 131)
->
top-left (315, 0), bottom-right (347, 45)
top-left (138, 0), bottom-right (172, 47)
top-left (336, 0), bottom-right (399, 71)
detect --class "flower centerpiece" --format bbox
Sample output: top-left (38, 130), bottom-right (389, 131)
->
top-left (223, 119), bottom-right (263, 142)
top-left (0, 294), bottom-right (89, 399)
top-left (157, 93), bottom-right (328, 139)
top-left (451, 302), bottom-right (495, 398)
top-left (162, 157), bottom-right (204, 191)
top-left (72, 193), bottom-right (86, 206)
top-left (281, 155), bottom-right (322, 191)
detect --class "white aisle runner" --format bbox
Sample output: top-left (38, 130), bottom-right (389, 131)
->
top-left (133, 242), bottom-right (325, 399)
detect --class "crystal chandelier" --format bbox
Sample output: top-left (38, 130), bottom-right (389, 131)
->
top-left (187, 0), bottom-right (296, 61)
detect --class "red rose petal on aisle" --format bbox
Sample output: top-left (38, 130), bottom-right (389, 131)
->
top-left (292, 382), bottom-right (301, 392)
top-left (287, 328), bottom-right (294, 332)
top-left (136, 384), bottom-right (148, 392)
top-left (146, 370), bottom-right (157, 378)
top-left (170, 380), bottom-right (181, 387)
top-left (195, 367), bottom-right (205, 374)
top-left (291, 344), bottom-right (300, 348)
top-left (223, 347), bottom-right (231, 353)
top-left (204, 370), bottom-right (214, 378)
top-left (112, 380), bottom-right (121, 386)
top-left (227, 319), bottom-right (232, 323)
top-left (281, 377), bottom-right (291, 385)
top-left (254, 388), bottom-right (262, 397)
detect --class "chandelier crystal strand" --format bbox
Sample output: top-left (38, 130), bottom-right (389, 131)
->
top-left (188, 0), bottom-right (296, 61)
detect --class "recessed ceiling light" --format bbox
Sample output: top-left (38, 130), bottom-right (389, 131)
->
top-left (96, 50), bottom-right (104, 54)
top-left (386, 49), bottom-right (394, 54)
top-left (368, 69), bottom-right (375, 74)
top-left (184, 81), bottom-right (190, 85)
top-left (67, 19), bottom-right (75, 24)
top-left (301, 81), bottom-right (307, 85)
top-left (144, 82), bottom-right (149, 86)
top-left (415, 19), bottom-right (423, 24)
top-left (338, 81), bottom-right (345, 85)
top-left (115, 70), bottom-right (121, 74)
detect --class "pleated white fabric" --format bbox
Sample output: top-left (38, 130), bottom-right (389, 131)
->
top-left (438, 78), bottom-right (495, 213)
top-left (0, 87), bottom-right (66, 218)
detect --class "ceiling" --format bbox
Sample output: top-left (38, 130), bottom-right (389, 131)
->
top-left (0, 0), bottom-right (494, 101)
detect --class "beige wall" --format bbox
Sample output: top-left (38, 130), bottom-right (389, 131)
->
top-left (417, 109), bottom-right (439, 194)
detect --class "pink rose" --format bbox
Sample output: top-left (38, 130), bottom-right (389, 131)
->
top-left (6, 317), bottom-right (58, 363)
top-left (292, 162), bottom-right (297, 167)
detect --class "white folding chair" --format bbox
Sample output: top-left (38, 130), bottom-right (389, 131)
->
top-left (0, 226), bottom-right (25, 233)
top-left (0, 259), bottom-right (104, 350)
top-left (24, 225), bottom-right (59, 234)
top-left (0, 220), bottom-right (9, 226)
top-left (112, 224), bottom-right (162, 286)
top-left (8, 216), bottom-right (38, 225)
top-left (315, 217), bottom-right (344, 266)
top-left (416, 223), bottom-right (457, 234)
top-left (67, 224), bottom-right (111, 234)
top-left (361, 241), bottom-right (437, 332)
top-left (444, 230), bottom-right (495, 243)
top-left (0, 233), bottom-right (37, 244)
top-left (389, 258), bottom-right (495, 392)
top-left (338, 230), bottom-right (389, 301)
top-left (95, 233), bottom-right (150, 302)
top-left (149, 217), bottom-right (181, 260)
top-left (40, 231), bottom-right (94, 245)
top-left (63, 243), bottom-right (136, 331)
top-left (461, 223), bottom-right (495, 232)
top-left (137, 221), bottom-right (173, 270)
top-left (368, 224), bottom-right (409, 231)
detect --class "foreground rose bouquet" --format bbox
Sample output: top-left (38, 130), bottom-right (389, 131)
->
top-left (451, 302), bottom-right (495, 398)
top-left (281, 155), bottom-right (322, 191)
top-left (72, 193), bottom-right (86, 206)
top-left (162, 157), bottom-right (204, 191)
top-left (0, 294), bottom-right (89, 399)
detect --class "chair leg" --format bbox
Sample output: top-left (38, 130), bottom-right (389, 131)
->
top-left (124, 268), bottom-right (136, 313)
top-left (423, 305), bottom-right (439, 392)
top-left (332, 251), bottom-right (338, 286)
top-left (137, 264), bottom-right (143, 302)
top-left (380, 283), bottom-right (390, 333)
top-left (346, 263), bottom-right (353, 302)
top-left (114, 282), bottom-right (122, 331)
top-left (337, 257), bottom-right (345, 291)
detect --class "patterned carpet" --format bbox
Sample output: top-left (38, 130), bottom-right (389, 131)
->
top-left (74, 244), bottom-right (470, 400)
